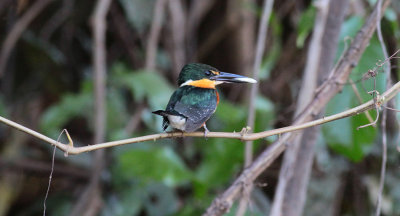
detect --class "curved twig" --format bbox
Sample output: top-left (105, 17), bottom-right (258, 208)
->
top-left (0, 79), bottom-right (399, 156)
top-left (204, 0), bottom-right (392, 215)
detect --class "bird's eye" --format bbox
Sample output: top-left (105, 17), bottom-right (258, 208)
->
top-left (205, 70), bottom-right (212, 76)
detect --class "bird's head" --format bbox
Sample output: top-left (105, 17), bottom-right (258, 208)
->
top-left (178, 63), bottom-right (257, 89)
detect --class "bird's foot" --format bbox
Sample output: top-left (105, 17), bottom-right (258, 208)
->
top-left (203, 124), bottom-right (209, 139)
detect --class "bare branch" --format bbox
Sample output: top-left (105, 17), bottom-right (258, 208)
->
top-left (349, 78), bottom-right (375, 124)
top-left (237, 0), bottom-right (274, 215)
top-left (43, 129), bottom-right (70, 216)
top-left (69, 0), bottom-right (111, 215)
top-left (39, 0), bottom-right (74, 40)
top-left (145, 0), bottom-right (167, 70)
top-left (167, 0), bottom-right (186, 79)
top-left (270, 0), bottom-right (332, 215)
top-left (204, 0), bottom-right (391, 215)
top-left (375, 0), bottom-right (391, 215)
top-left (0, 78), bottom-right (399, 156)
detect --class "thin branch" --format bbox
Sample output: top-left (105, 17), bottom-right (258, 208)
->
top-left (92, 0), bottom-right (110, 145)
top-left (204, 1), bottom-right (391, 215)
top-left (375, 0), bottom-right (390, 214)
top-left (167, 0), bottom-right (186, 79)
top-left (39, 0), bottom-right (74, 40)
top-left (245, 0), bottom-right (274, 171)
top-left (0, 78), bottom-right (399, 156)
top-left (43, 129), bottom-right (69, 216)
top-left (349, 78), bottom-right (375, 124)
top-left (42, 146), bottom-right (55, 216)
top-left (295, 0), bottom-right (330, 116)
top-left (271, 0), bottom-right (331, 215)
top-left (1, 158), bottom-right (89, 179)
top-left (145, 0), bottom-right (167, 70)
top-left (110, 3), bottom-right (140, 66)
top-left (357, 67), bottom-right (380, 130)
top-left (0, 0), bottom-right (53, 77)
top-left (382, 105), bottom-right (400, 112)
top-left (124, 103), bottom-right (146, 134)
top-left (237, 0), bottom-right (274, 215)
top-left (70, 0), bottom-right (111, 215)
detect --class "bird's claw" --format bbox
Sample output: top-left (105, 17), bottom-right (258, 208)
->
top-left (203, 124), bottom-right (209, 139)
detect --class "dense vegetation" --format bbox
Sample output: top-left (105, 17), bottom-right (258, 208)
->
top-left (0, 0), bottom-right (399, 215)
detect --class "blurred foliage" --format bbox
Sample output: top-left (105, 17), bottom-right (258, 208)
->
top-left (119, 0), bottom-right (156, 34)
top-left (323, 16), bottom-right (385, 162)
top-left (111, 63), bottom-right (174, 110)
top-left (36, 56), bottom-right (274, 215)
top-left (0, 96), bottom-right (8, 117)
top-left (1, 0), bottom-right (400, 216)
top-left (116, 145), bottom-right (192, 186)
top-left (40, 81), bottom-right (94, 138)
top-left (296, 5), bottom-right (316, 48)
top-left (259, 12), bottom-right (282, 80)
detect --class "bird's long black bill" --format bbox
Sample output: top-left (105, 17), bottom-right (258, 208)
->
top-left (211, 72), bottom-right (257, 83)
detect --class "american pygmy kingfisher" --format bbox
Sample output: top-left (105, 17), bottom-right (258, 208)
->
top-left (153, 63), bottom-right (257, 133)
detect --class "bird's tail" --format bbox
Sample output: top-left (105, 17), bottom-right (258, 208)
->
top-left (152, 110), bottom-right (170, 130)
top-left (152, 110), bottom-right (168, 116)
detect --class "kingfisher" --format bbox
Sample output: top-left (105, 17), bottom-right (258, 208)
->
top-left (153, 63), bottom-right (257, 134)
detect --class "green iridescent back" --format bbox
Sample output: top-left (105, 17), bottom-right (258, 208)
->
top-left (166, 86), bottom-right (217, 132)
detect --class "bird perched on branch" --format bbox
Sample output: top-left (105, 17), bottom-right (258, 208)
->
top-left (153, 63), bottom-right (257, 134)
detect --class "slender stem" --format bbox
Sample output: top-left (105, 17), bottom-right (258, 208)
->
top-left (145, 0), bottom-right (167, 70)
top-left (349, 78), bottom-right (375, 124)
top-left (375, 0), bottom-right (390, 215)
top-left (237, 0), bottom-right (274, 215)
top-left (43, 129), bottom-right (67, 216)
top-left (244, 0), bottom-right (274, 165)
top-left (0, 79), bottom-right (399, 156)
top-left (69, 0), bottom-right (111, 214)
top-left (204, 1), bottom-right (392, 214)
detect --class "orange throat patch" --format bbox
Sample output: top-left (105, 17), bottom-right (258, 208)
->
top-left (187, 79), bottom-right (216, 89)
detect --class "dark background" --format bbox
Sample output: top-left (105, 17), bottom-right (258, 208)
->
top-left (0, 0), bottom-right (400, 215)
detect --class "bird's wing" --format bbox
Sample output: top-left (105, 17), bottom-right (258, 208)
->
top-left (172, 87), bottom-right (217, 132)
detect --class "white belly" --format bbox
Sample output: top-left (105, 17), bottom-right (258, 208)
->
top-left (168, 115), bottom-right (187, 131)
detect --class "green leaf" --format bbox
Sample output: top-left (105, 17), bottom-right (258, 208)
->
top-left (255, 95), bottom-right (274, 132)
top-left (194, 139), bottom-right (243, 197)
top-left (335, 16), bottom-right (364, 63)
top-left (384, 8), bottom-right (397, 21)
top-left (323, 84), bottom-right (377, 162)
top-left (102, 187), bottom-right (142, 216)
top-left (214, 100), bottom-right (246, 128)
top-left (103, 182), bottom-right (179, 216)
top-left (143, 183), bottom-right (179, 216)
top-left (40, 80), bottom-right (131, 139)
top-left (111, 63), bottom-right (174, 110)
top-left (117, 146), bottom-right (192, 187)
top-left (118, 0), bottom-right (156, 34)
top-left (323, 16), bottom-right (385, 161)
top-left (106, 88), bottom-right (129, 137)
top-left (259, 12), bottom-right (282, 80)
top-left (296, 6), bottom-right (316, 48)
top-left (40, 88), bottom-right (93, 138)
top-left (339, 16), bottom-right (363, 40)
